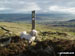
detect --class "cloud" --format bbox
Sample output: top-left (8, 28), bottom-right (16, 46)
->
top-left (49, 5), bottom-right (75, 14)
top-left (0, 0), bottom-right (75, 14)
top-left (0, 8), bottom-right (7, 10)
top-left (0, 7), bottom-right (11, 11)
top-left (15, 2), bottom-right (41, 13)
top-left (19, 3), bottom-right (41, 11)
top-left (0, 0), bottom-right (41, 13)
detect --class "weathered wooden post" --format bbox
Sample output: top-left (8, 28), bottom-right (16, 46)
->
top-left (32, 10), bottom-right (35, 30)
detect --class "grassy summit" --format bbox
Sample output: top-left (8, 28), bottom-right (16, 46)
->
top-left (0, 22), bottom-right (75, 56)
top-left (0, 22), bottom-right (75, 40)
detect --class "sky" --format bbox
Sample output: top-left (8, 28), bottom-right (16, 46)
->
top-left (0, 0), bottom-right (75, 14)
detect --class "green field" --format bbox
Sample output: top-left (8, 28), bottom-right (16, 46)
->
top-left (0, 22), bottom-right (75, 39)
top-left (0, 22), bottom-right (75, 56)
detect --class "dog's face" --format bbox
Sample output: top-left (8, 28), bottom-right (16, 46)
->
top-left (30, 30), bottom-right (37, 36)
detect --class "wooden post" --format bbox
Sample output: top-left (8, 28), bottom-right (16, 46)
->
top-left (32, 10), bottom-right (35, 30)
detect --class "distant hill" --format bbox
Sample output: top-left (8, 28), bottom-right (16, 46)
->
top-left (67, 19), bottom-right (75, 22)
top-left (50, 19), bottom-right (75, 27)
top-left (0, 14), bottom-right (75, 23)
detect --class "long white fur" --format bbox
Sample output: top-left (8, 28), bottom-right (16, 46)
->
top-left (20, 30), bottom-right (37, 43)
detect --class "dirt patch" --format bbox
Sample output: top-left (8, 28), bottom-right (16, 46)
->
top-left (0, 36), bottom-right (75, 56)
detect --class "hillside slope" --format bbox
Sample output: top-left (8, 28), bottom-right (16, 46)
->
top-left (0, 22), bottom-right (75, 56)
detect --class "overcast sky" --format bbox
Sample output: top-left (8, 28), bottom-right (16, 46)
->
top-left (0, 0), bottom-right (75, 14)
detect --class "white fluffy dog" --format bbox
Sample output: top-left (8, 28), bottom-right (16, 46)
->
top-left (20, 30), bottom-right (37, 43)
